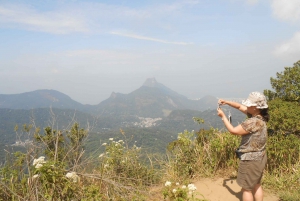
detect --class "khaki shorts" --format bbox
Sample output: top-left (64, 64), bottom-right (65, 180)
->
top-left (236, 154), bottom-right (267, 190)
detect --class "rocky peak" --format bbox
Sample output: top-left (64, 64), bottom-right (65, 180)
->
top-left (110, 92), bottom-right (117, 99)
top-left (143, 78), bottom-right (159, 87)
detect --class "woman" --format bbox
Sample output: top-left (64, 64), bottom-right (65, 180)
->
top-left (217, 92), bottom-right (269, 201)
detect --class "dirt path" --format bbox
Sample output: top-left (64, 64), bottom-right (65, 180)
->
top-left (194, 178), bottom-right (279, 201)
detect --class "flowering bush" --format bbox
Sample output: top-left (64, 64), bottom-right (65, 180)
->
top-left (162, 181), bottom-right (206, 201)
top-left (65, 171), bottom-right (79, 183)
top-left (99, 138), bottom-right (159, 186)
top-left (30, 157), bottom-right (80, 200)
top-left (33, 156), bottom-right (46, 168)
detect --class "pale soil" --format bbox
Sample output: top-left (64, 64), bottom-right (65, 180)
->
top-left (148, 177), bottom-right (279, 201)
top-left (194, 178), bottom-right (279, 201)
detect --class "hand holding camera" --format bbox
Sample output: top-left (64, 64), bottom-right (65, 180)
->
top-left (217, 100), bottom-right (232, 123)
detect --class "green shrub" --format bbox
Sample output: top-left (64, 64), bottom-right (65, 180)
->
top-left (167, 129), bottom-right (239, 179)
top-left (0, 123), bottom-right (162, 201)
top-left (267, 134), bottom-right (300, 172)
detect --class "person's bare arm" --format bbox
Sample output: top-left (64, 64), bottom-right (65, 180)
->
top-left (221, 115), bottom-right (249, 135)
top-left (218, 99), bottom-right (247, 114)
top-left (217, 107), bottom-right (249, 135)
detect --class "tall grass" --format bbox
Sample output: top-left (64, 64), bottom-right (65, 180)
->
top-left (1, 121), bottom-right (300, 200)
top-left (0, 123), bottom-right (161, 201)
top-left (166, 129), bottom-right (239, 180)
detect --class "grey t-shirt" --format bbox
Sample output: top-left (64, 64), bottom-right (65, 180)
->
top-left (238, 115), bottom-right (267, 160)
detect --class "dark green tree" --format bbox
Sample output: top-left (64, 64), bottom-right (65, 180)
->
top-left (263, 60), bottom-right (300, 135)
top-left (267, 98), bottom-right (300, 135)
top-left (264, 60), bottom-right (300, 102)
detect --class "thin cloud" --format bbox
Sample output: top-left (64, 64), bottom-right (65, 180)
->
top-left (246, 0), bottom-right (259, 6)
top-left (270, 0), bottom-right (300, 61)
top-left (64, 49), bottom-right (140, 60)
top-left (110, 31), bottom-right (192, 45)
top-left (0, 1), bottom-right (201, 35)
top-left (271, 0), bottom-right (300, 22)
top-left (274, 31), bottom-right (300, 60)
top-left (0, 4), bottom-right (88, 34)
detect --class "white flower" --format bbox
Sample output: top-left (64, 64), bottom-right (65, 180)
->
top-left (35, 164), bottom-right (43, 169)
top-left (99, 153), bottom-right (105, 158)
top-left (66, 172), bottom-right (73, 178)
top-left (32, 174), bottom-right (39, 179)
top-left (104, 164), bottom-right (109, 168)
top-left (176, 182), bottom-right (179, 186)
top-left (33, 156), bottom-right (46, 166)
top-left (188, 184), bottom-right (197, 191)
top-left (102, 143), bottom-right (107, 146)
top-left (118, 140), bottom-right (124, 143)
top-left (182, 185), bottom-right (187, 189)
top-left (109, 138), bottom-right (114, 141)
top-left (172, 189), bottom-right (177, 193)
top-left (165, 181), bottom-right (171, 187)
top-left (66, 172), bottom-right (79, 183)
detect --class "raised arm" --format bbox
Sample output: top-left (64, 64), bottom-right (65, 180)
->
top-left (218, 99), bottom-right (247, 115)
top-left (217, 107), bottom-right (249, 135)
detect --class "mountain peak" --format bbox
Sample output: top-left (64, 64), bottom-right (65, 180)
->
top-left (143, 78), bottom-right (159, 87)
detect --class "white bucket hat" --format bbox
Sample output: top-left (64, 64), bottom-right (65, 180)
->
top-left (242, 92), bottom-right (268, 109)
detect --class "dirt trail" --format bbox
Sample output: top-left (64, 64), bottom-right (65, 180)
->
top-left (194, 178), bottom-right (279, 201)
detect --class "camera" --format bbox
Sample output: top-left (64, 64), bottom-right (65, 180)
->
top-left (218, 103), bottom-right (232, 124)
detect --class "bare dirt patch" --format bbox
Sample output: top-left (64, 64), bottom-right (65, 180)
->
top-left (147, 177), bottom-right (279, 201)
top-left (194, 177), bottom-right (279, 201)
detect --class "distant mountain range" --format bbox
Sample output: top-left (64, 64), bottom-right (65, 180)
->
top-left (0, 78), bottom-right (248, 163)
top-left (0, 89), bottom-right (85, 110)
top-left (0, 78), bottom-right (218, 117)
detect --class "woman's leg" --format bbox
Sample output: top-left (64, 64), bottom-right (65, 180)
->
top-left (242, 188), bottom-right (253, 201)
top-left (252, 183), bottom-right (263, 201)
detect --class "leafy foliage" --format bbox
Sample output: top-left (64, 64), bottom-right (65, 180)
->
top-left (167, 129), bottom-right (239, 178)
top-left (0, 123), bottom-right (162, 201)
top-left (66, 123), bottom-right (88, 166)
top-left (263, 60), bottom-right (300, 140)
top-left (267, 134), bottom-right (300, 171)
top-left (264, 60), bottom-right (300, 102)
top-left (267, 98), bottom-right (300, 135)
top-left (34, 127), bottom-right (65, 161)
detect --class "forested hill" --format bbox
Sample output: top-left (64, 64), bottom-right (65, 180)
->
top-left (0, 89), bottom-right (85, 110)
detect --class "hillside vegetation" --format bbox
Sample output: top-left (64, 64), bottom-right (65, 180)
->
top-left (0, 60), bottom-right (300, 201)
top-left (0, 107), bottom-right (244, 163)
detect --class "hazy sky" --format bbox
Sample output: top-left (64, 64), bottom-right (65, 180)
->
top-left (0, 0), bottom-right (299, 104)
